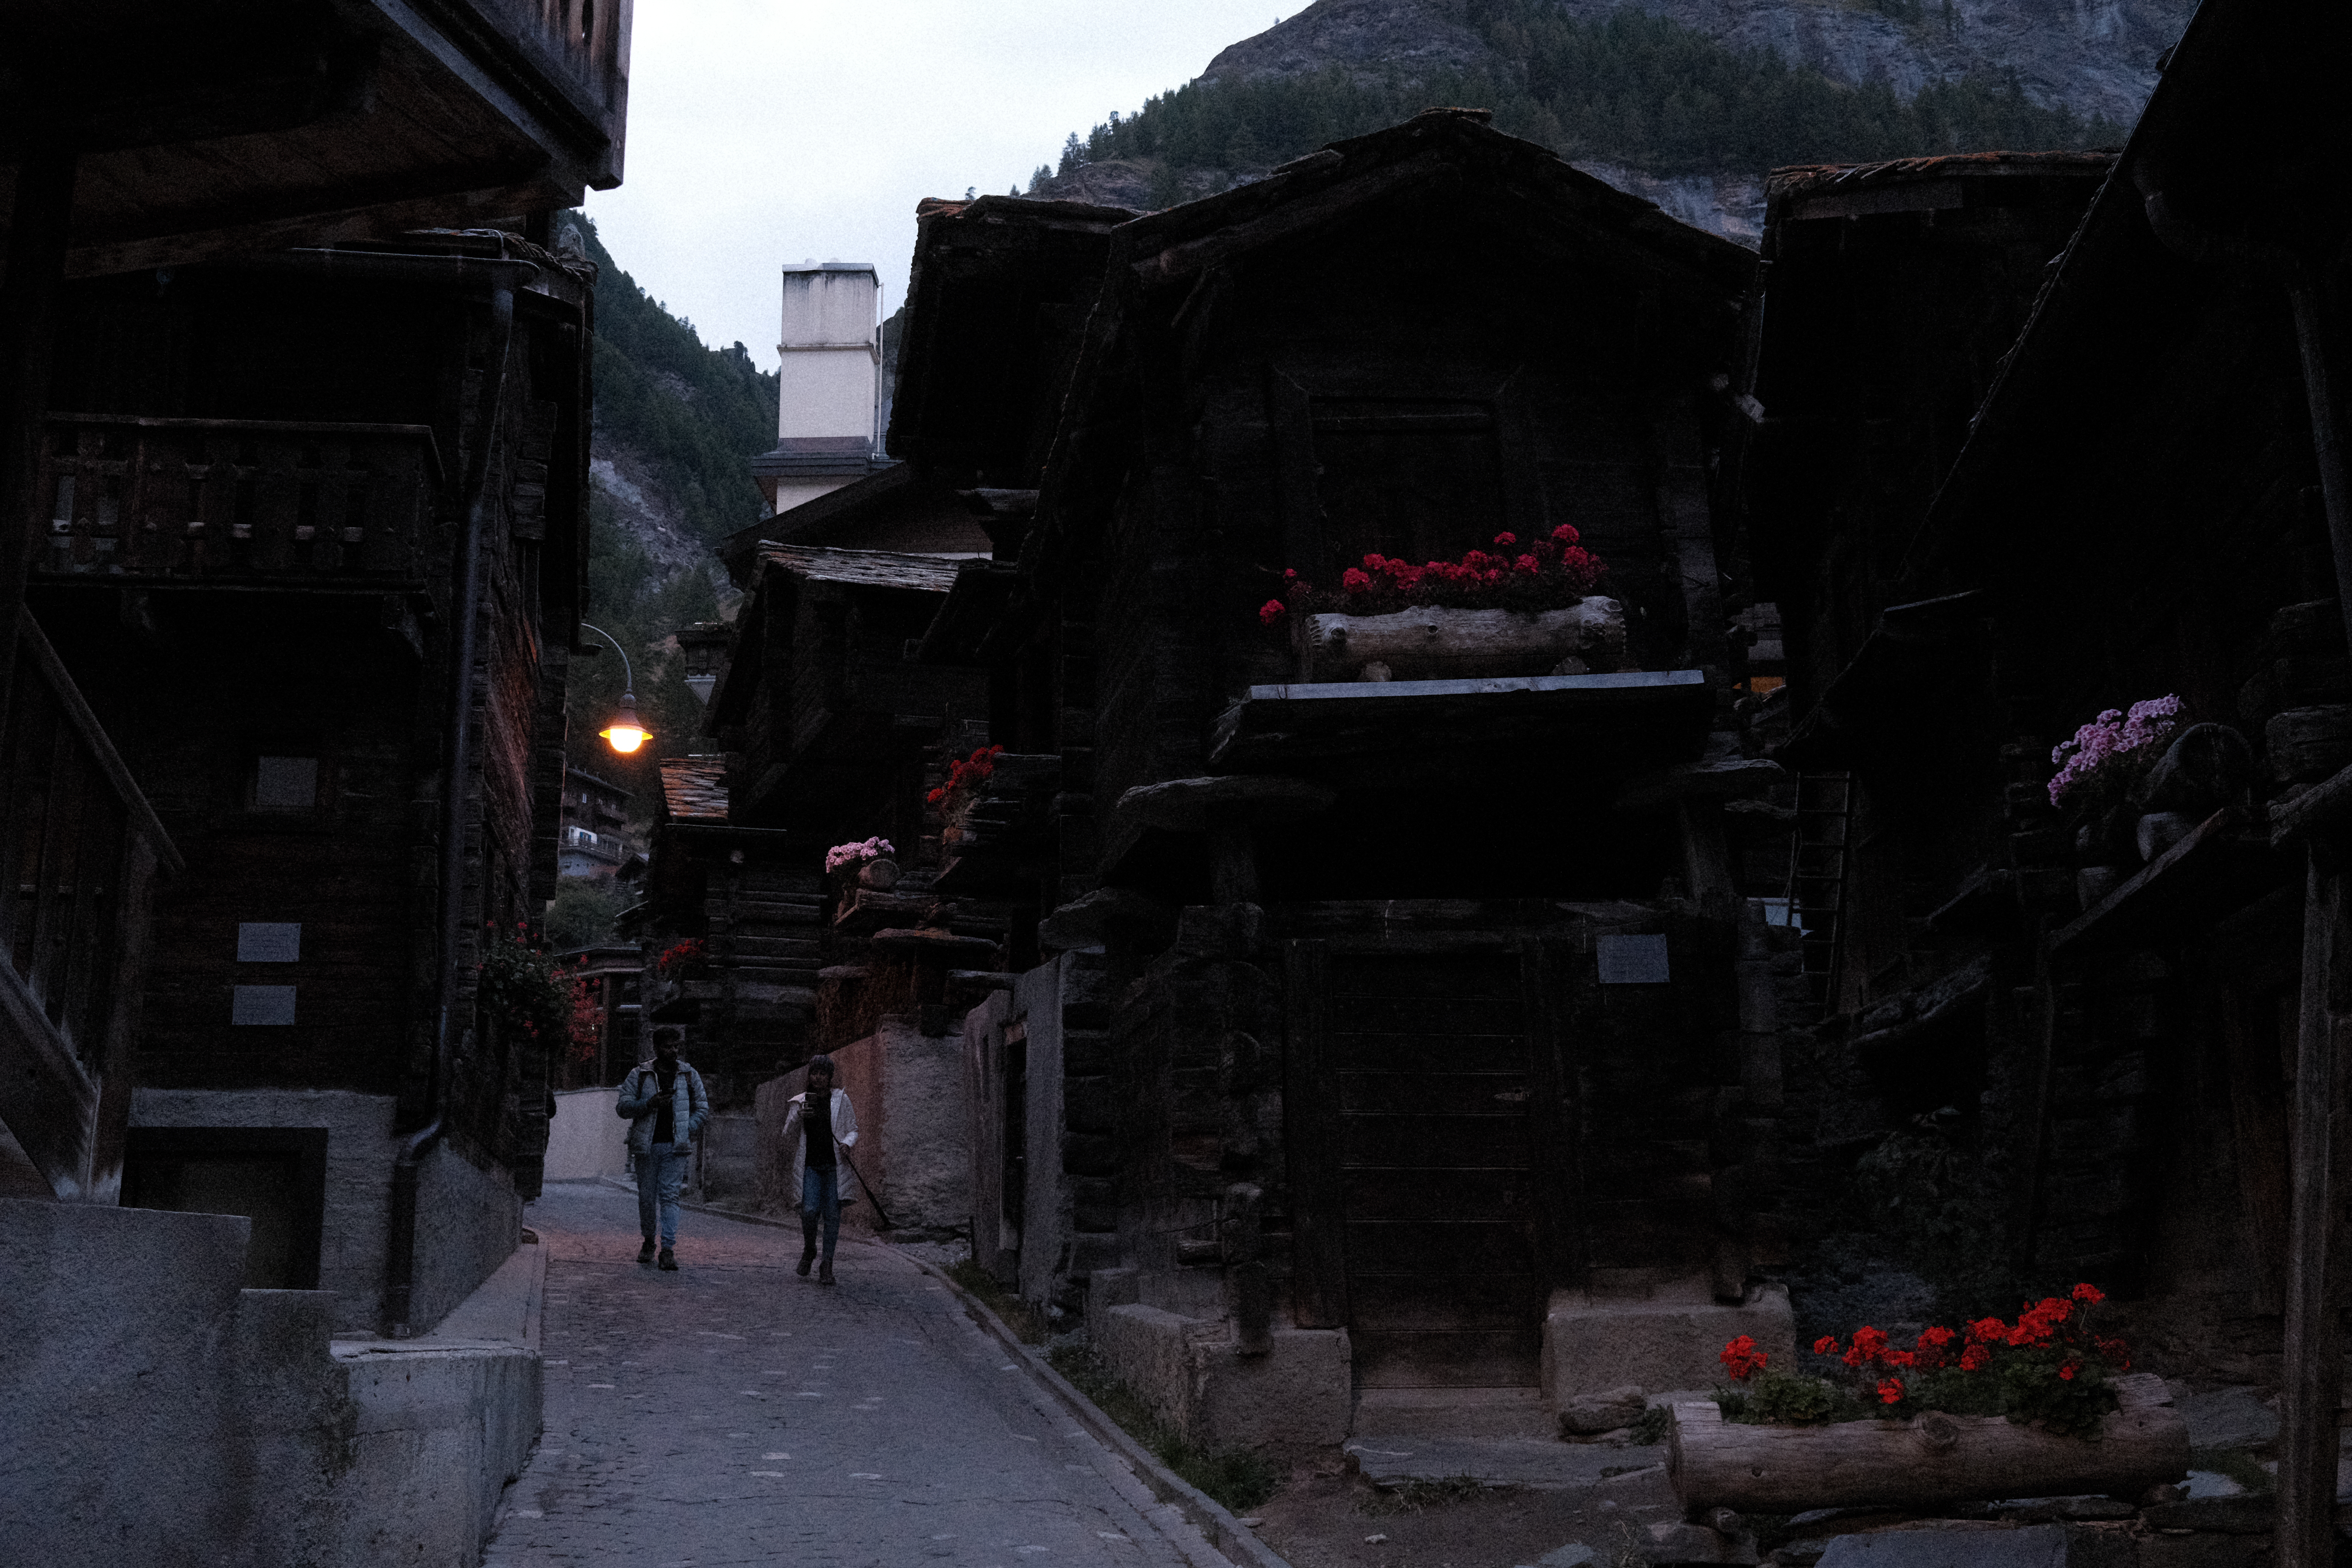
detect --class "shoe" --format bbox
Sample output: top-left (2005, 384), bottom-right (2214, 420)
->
top-left (638, 1239), bottom-right (656, 1268)
top-left (797, 1244), bottom-right (815, 1278)
top-left (658, 1249), bottom-right (678, 1272)
top-left (818, 1259), bottom-right (835, 1286)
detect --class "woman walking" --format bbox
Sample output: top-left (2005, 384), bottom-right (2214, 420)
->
top-left (781, 1055), bottom-right (858, 1285)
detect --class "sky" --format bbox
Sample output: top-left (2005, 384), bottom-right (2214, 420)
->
top-left (584, 2), bottom-right (1291, 371)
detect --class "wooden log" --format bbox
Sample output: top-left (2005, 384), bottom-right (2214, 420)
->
top-left (2268, 705), bottom-right (2352, 784)
top-left (1666, 1374), bottom-right (2188, 1513)
top-left (1300, 599), bottom-right (1626, 683)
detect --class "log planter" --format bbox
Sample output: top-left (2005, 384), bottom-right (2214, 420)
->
top-left (1667, 1374), bottom-right (2188, 1514)
top-left (1297, 597), bottom-right (1626, 683)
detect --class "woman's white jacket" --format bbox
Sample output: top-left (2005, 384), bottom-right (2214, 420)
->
top-left (780, 1087), bottom-right (860, 1200)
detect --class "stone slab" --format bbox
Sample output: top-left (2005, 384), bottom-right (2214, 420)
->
top-left (2173, 1384), bottom-right (2278, 1450)
top-left (1543, 1282), bottom-right (1794, 1401)
top-left (1815, 1524), bottom-right (2066, 1568)
top-left (1344, 1435), bottom-right (1668, 1491)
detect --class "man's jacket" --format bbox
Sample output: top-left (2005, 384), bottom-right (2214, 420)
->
top-left (615, 1059), bottom-right (710, 1155)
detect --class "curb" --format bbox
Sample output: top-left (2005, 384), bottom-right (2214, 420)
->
top-left (905, 1254), bottom-right (1294, 1568)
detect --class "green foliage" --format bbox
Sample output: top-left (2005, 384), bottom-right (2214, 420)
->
top-left (1052, 5), bottom-right (2123, 201)
top-left (1046, 1345), bottom-right (1278, 1514)
top-left (1853, 1116), bottom-right (2020, 1320)
top-left (475, 926), bottom-right (574, 1043)
top-left (1627, 1404), bottom-right (1670, 1445)
top-left (545, 880), bottom-right (631, 950)
top-left (1998, 1350), bottom-right (2120, 1438)
top-left (1717, 1368), bottom-right (1869, 1426)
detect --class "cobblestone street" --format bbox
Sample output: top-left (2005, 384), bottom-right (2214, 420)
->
top-left (484, 1183), bottom-right (1223, 1568)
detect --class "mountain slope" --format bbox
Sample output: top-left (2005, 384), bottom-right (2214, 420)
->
top-left (1034, 0), bottom-right (2176, 241)
top-left (554, 213), bottom-right (778, 811)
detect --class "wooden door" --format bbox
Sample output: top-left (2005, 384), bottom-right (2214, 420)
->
top-left (1288, 942), bottom-right (1560, 1389)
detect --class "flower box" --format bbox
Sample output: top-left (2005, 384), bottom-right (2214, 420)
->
top-left (1296, 598), bottom-right (1626, 683)
top-left (1667, 1371), bottom-right (2187, 1513)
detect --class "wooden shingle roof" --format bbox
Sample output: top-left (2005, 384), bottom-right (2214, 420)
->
top-left (658, 757), bottom-right (730, 824)
top-left (753, 544), bottom-right (969, 594)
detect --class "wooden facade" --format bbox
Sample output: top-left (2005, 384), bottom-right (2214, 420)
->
top-left (1725, 0), bottom-right (2352, 1559)
top-left (18, 227), bottom-right (593, 1323)
top-left (909, 112), bottom-right (1802, 1400)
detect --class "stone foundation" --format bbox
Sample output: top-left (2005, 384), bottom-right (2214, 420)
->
top-left (1089, 1294), bottom-right (1351, 1450)
top-left (1544, 1279), bottom-right (1796, 1404)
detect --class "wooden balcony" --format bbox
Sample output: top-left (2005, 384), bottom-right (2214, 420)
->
top-left (1, 615), bottom-right (182, 1202)
top-left (34, 415), bottom-right (442, 589)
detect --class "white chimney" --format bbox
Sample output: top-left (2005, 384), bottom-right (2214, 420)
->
top-left (752, 260), bottom-right (886, 516)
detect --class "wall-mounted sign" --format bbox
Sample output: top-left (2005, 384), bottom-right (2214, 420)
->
top-left (237, 922), bottom-right (302, 963)
top-left (1597, 933), bottom-right (1670, 985)
top-left (231, 986), bottom-right (298, 1025)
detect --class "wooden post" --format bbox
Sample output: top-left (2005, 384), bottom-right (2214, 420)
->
top-left (2280, 845), bottom-right (2352, 1568)
top-left (0, 141), bottom-right (76, 738)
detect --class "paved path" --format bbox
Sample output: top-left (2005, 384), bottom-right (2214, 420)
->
top-left (485, 1182), bottom-right (1225, 1568)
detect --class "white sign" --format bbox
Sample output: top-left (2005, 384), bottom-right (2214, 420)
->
top-left (232, 986), bottom-right (298, 1025)
top-left (237, 922), bottom-right (302, 963)
top-left (1597, 934), bottom-right (1670, 985)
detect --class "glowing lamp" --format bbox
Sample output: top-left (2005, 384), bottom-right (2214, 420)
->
top-left (581, 621), bottom-right (652, 756)
top-left (600, 697), bottom-right (649, 755)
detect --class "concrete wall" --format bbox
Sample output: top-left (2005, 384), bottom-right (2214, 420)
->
top-left (410, 1139), bottom-right (521, 1334)
top-left (698, 1110), bottom-right (760, 1204)
top-left (1542, 1280), bottom-right (1796, 1402)
top-left (0, 1197), bottom-right (543, 1568)
top-left (542, 1086), bottom-right (626, 1179)
top-left (132, 1086), bottom-right (398, 1335)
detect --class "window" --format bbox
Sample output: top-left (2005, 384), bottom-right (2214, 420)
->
top-left (1310, 400), bottom-right (1504, 572)
top-left (253, 755), bottom-right (320, 811)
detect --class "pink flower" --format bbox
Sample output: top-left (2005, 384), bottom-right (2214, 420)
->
top-left (1258, 599), bottom-right (1286, 626)
top-left (1341, 568), bottom-right (1372, 594)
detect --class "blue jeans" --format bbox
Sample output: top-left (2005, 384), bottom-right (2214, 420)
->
top-left (636, 1142), bottom-right (687, 1248)
top-left (802, 1165), bottom-right (842, 1260)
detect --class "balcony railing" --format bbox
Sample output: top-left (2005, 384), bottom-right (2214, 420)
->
top-left (35, 415), bottom-right (443, 587)
top-left (1, 614), bottom-right (182, 1199)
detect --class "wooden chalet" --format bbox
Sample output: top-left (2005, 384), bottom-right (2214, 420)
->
top-left (1724, 0), bottom-right (2352, 1559)
top-left (910, 110), bottom-right (1802, 1442)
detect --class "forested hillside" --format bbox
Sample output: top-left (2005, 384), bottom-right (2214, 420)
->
top-left (1029, 0), bottom-right (2138, 232)
top-left (557, 213), bottom-right (778, 814)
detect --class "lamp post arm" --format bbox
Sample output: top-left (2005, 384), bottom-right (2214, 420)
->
top-left (579, 622), bottom-right (635, 698)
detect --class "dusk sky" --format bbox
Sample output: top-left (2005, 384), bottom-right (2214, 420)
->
top-left (584, 2), bottom-right (1289, 369)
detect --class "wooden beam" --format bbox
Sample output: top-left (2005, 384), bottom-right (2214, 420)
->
top-left (2280, 847), bottom-right (2352, 1568)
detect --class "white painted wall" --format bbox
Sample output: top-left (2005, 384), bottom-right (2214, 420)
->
top-left (777, 265), bottom-right (879, 443)
top-left (543, 1087), bottom-right (628, 1179)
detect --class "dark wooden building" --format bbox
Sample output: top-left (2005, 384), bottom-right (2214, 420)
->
top-left (559, 764), bottom-right (633, 878)
top-left (910, 111), bottom-right (1803, 1444)
top-left (21, 226), bottom-right (593, 1332)
top-left (1723, 0), bottom-right (2352, 1559)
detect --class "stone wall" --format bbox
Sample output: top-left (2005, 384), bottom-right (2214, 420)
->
top-left (749, 1015), bottom-right (974, 1232)
top-left (410, 1140), bottom-right (522, 1334)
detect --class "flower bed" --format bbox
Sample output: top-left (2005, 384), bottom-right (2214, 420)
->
top-left (1669, 1287), bottom-right (2187, 1513)
top-left (1262, 531), bottom-right (1624, 681)
top-left (2049, 696), bottom-right (2182, 812)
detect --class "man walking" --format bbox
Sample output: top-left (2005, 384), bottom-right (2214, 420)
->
top-left (781, 1054), bottom-right (858, 1285)
top-left (616, 1027), bottom-right (708, 1270)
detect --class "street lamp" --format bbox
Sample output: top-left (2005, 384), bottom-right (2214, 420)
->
top-left (581, 622), bottom-right (650, 755)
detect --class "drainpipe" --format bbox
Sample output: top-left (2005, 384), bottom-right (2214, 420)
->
top-left (377, 258), bottom-right (531, 1337)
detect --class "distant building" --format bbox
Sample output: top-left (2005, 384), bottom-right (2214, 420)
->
top-left (748, 261), bottom-right (894, 514)
top-left (559, 767), bottom-right (633, 879)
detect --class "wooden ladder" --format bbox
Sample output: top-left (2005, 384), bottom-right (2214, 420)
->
top-left (1785, 772), bottom-right (1856, 1017)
